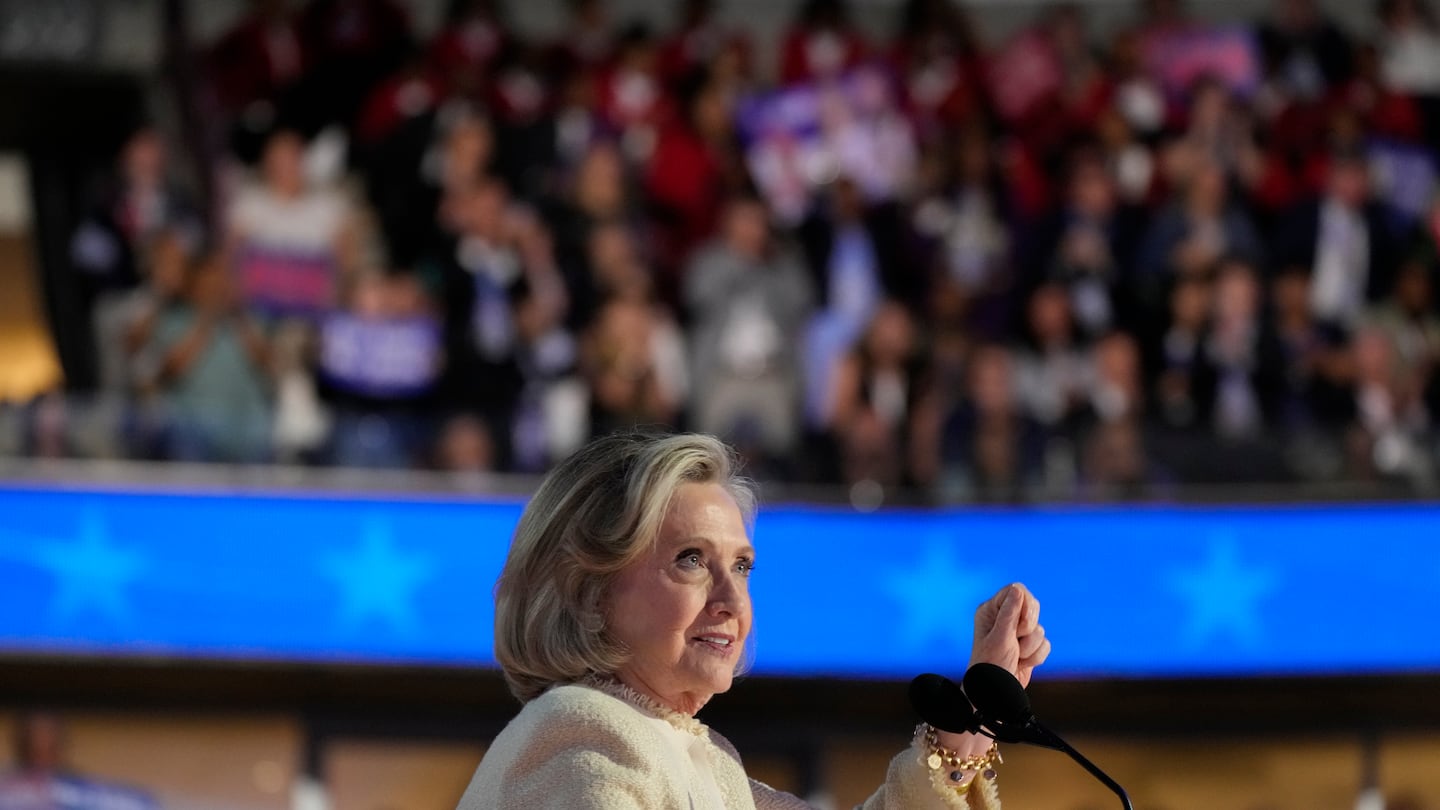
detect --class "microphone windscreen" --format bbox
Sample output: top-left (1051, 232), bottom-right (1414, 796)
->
top-left (962, 663), bottom-right (1033, 724)
top-left (908, 673), bottom-right (979, 734)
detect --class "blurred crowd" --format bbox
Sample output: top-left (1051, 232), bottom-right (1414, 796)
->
top-left (16, 0), bottom-right (1440, 501)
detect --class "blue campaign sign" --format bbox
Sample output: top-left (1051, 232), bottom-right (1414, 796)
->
top-left (0, 484), bottom-right (1436, 679)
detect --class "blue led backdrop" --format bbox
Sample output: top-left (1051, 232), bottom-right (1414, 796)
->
top-left (1, 485), bottom-right (1436, 679)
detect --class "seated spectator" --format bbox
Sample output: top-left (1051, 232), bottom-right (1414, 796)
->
top-left (1136, 152), bottom-right (1264, 305)
top-left (1272, 151), bottom-right (1405, 331)
top-left (1179, 76), bottom-right (1265, 192)
top-left (225, 128), bottom-right (360, 317)
top-left (1015, 283), bottom-right (1092, 436)
top-left (1034, 152), bottom-right (1145, 338)
top-left (1264, 264), bottom-right (1355, 435)
top-left (147, 251), bottom-right (273, 464)
top-left (911, 126), bottom-right (1017, 338)
top-left (1258, 0), bottom-right (1354, 102)
top-left (1152, 273), bottom-right (1213, 429)
top-left (1365, 258), bottom-right (1440, 413)
top-left (431, 412), bottom-right (496, 474)
top-left (1375, 0), bottom-right (1440, 97)
top-left (551, 0), bottom-right (615, 75)
top-left (1346, 324), bottom-right (1431, 479)
top-left (1197, 258), bottom-right (1283, 439)
top-left (685, 196), bottom-right (815, 469)
top-left (939, 344), bottom-right (1044, 503)
top-left (0, 711), bottom-right (160, 810)
top-left (778, 0), bottom-right (867, 85)
top-left (1085, 330), bottom-right (1146, 427)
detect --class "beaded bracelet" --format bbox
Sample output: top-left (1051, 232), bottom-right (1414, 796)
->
top-left (918, 723), bottom-right (1002, 794)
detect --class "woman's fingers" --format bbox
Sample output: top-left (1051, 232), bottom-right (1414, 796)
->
top-left (1019, 636), bottom-right (1052, 670)
top-left (1017, 623), bottom-right (1046, 660)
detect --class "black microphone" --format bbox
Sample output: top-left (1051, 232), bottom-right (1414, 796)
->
top-left (907, 673), bottom-right (983, 734)
top-left (961, 663), bottom-right (1134, 810)
top-left (910, 665), bottom-right (1134, 810)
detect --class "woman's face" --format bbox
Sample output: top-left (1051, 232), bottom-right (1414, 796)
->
top-left (608, 482), bottom-right (753, 715)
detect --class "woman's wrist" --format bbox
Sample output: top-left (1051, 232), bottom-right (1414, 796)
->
top-left (933, 728), bottom-right (993, 761)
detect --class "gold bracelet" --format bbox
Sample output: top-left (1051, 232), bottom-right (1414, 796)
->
top-left (918, 724), bottom-right (1002, 790)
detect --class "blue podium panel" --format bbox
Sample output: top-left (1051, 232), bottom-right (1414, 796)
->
top-left (0, 485), bottom-right (1436, 679)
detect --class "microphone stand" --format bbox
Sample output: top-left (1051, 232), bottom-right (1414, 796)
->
top-left (983, 720), bottom-right (1135, 810)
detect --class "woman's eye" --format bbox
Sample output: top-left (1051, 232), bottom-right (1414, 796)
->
top-left (676, 550), bottom-right (703, 569)
top-left (735, 559), bottom-right (755, 576)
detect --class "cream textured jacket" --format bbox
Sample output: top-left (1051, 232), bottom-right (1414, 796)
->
top-left (456, 680), bottom-right (1002, 810)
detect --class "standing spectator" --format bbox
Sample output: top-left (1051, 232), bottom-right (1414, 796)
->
top-left (684, 196), bottom-right (814, 468)
top-left (225, 129), bottom-right (361, 317)
top-left (428, 0), bottom-right (508, 96)
top-left (799, 177), bottom-right (889, 431)
top-left (431, 179), bottom-right (552, 468)
top-left (890, 0), bottom-right (986, 139)
top-left (551, 0), bottom-right (615, 76)
top-left (659, 0), bottom-right (752, 85)
top-left (582, 295), bottom-right (687, 438)
top-left (147, 252), bottom-right (273, 464)
top-left (318, 271), bottom-right (441, 468)
top-left (207, 0), bottom-right (307, 157)
top-left (645, 73), bottom-right (743, 281)
top-left (71, 127), bottom-right (199, 393)
top-left (596, 24), bottom-right (673, 165)
top-left (297, 0), bottom-right (414, 133)
top-left (824, 301), bottom-right (929, 487)
top-left (778, 0), bottom-right (867, 86)
top-left (547, 142), bottom-right (640, 328)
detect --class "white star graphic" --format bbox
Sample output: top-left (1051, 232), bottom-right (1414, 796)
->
top-left (318, 519), bottom-right (434, 635)
top-left (882, 537), bottom-right (997, 653)
top-left (1167, 534), bottom-right (1279, 649)
top-left (5, 511), bottom-right (148, 627)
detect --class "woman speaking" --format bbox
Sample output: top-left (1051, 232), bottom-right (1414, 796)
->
top-left (458, 432), bottom-right (1050, 809)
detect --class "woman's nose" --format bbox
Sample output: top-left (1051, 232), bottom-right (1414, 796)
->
top-left (708, 570), bottom-right (746, 616)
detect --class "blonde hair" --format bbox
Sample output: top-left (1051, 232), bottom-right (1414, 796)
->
top-left (494, 432), bottom-right (756, 703)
